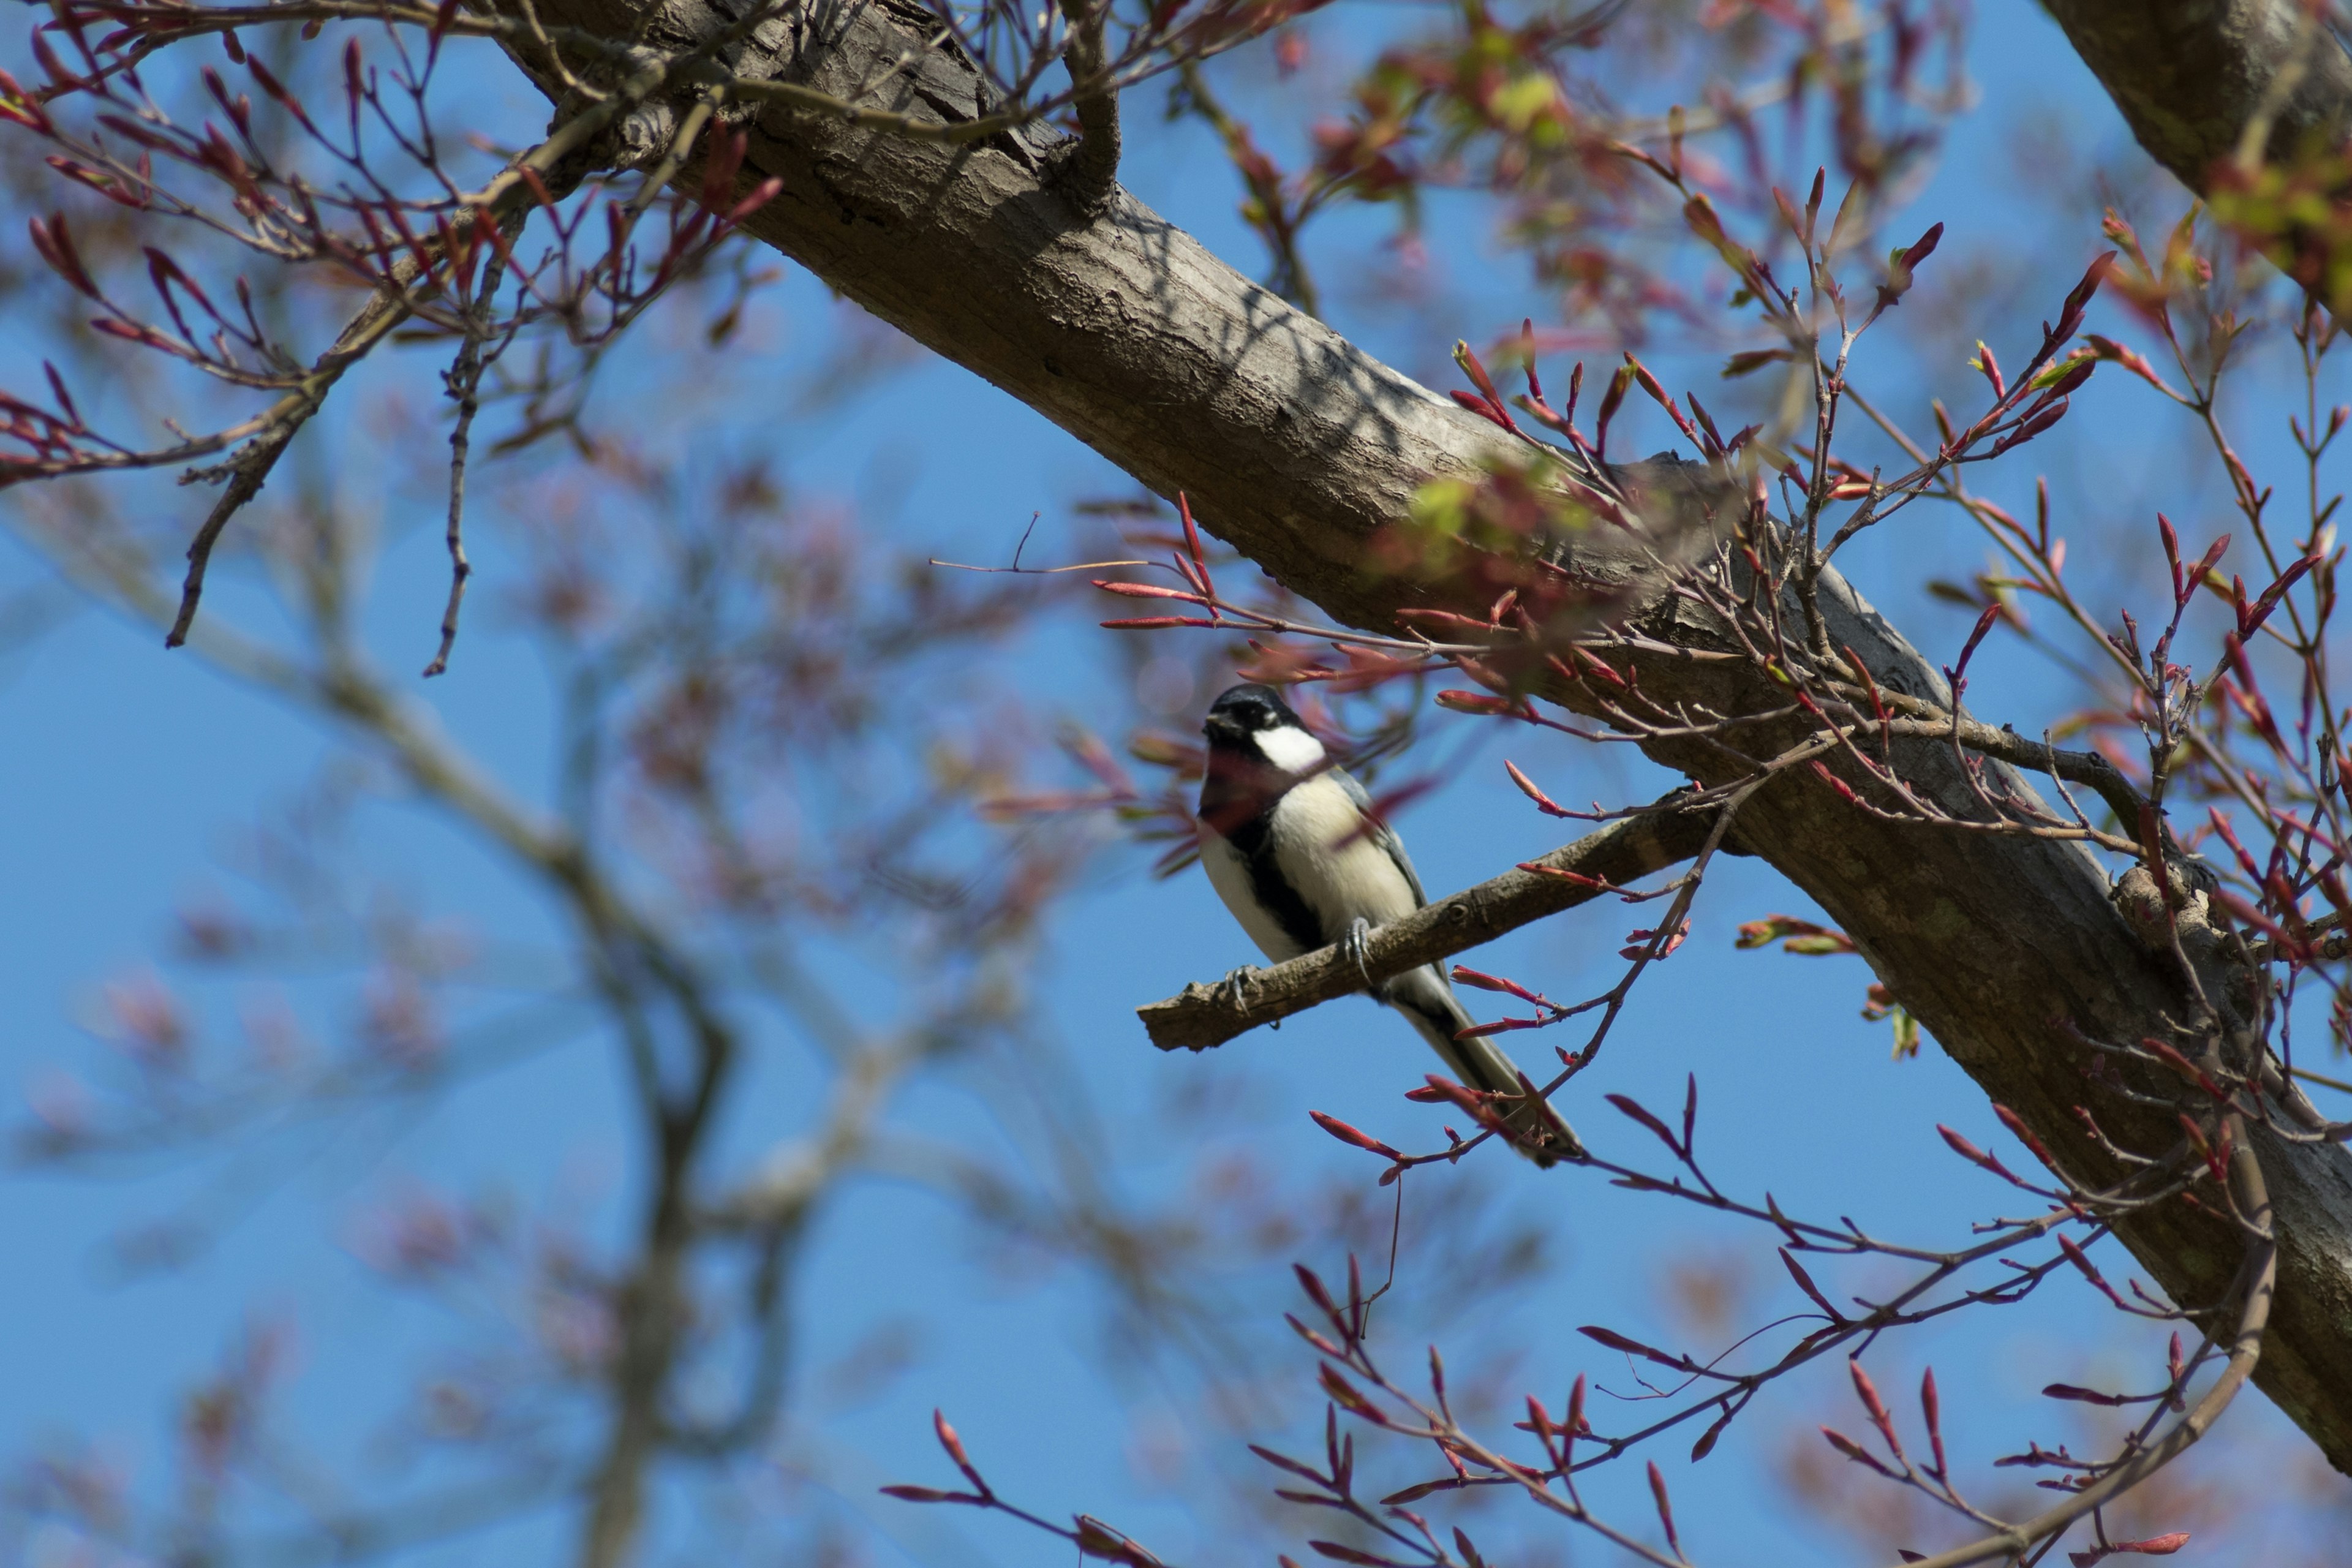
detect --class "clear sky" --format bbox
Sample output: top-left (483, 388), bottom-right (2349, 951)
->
top-left (3, 4), bottom-right (2348, 1566)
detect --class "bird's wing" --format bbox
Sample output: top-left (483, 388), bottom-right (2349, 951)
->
top-left (1333, 764), bottom-right (1428, 908)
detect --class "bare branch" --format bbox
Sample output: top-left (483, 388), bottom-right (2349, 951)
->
top-left (165, 133), bottom-right (597, 647)
top-left (1139, 794), bottom-right (1722, 1052)
top-left (1894, 1133), bottom-right (2275, 1568)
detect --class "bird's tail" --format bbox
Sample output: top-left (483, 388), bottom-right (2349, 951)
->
top-left (1379, 964), bottom-right (1583, 1166)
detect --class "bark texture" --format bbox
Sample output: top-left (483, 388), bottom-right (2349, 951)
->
top-left (505, 0), bottom-right (2352, 1471)
top-left (2037, 0), bottom-right (2352, 185)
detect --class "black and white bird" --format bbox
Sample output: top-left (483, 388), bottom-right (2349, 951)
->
top-left (1196, 682), bottom-right (1581, 1165)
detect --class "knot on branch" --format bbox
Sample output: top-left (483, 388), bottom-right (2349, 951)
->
top-left (609, 99), bottom-right (680, 170)
top-left (2109, 858), bottom-right (2217, 951)
top-left (2109, 854), bottom-right (2266, 1023)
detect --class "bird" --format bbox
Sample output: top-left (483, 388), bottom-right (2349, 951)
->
top-left (1194, 682), bottom-right (1581, 1165)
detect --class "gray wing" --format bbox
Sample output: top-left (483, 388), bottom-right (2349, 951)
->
top-left (1332, 764), bottom-right (1429, 908)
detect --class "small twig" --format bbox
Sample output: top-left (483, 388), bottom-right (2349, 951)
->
top-left (1053, 0), bottom-right (1121, 214)
top-left (1173, 59), bottom-right (1322, 317)
top-left (168, 137), bottom-right (595, 649)
top-left (1891, 1134), bottom-right (2274, 1568)
top-left (1816, 669), bottom-right (2147, 825)
top-left (2289, 1061), bottom-right (2352, 1095)
top-left (167, 287), bottom-right (410, 647)
top-left (2246, 910), bottom-right (2352, 967)
top-left (424, 236), bottom-right (518, 676)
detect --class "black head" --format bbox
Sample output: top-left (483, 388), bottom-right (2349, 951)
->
top-left (1203, 683), bottom-right (1303, 745)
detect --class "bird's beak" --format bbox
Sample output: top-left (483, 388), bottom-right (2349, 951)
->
top-left (1203, 714), bottom-right (1242, 742)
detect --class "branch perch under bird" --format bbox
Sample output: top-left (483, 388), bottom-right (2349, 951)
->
top-left (1139, 794), bottom-right (1723, 1052)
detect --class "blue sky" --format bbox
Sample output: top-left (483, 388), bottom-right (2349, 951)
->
top-left (4, 3), bottom-right (2348, 1566)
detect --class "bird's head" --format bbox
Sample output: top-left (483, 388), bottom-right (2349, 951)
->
top-left (1203, 683), bottom-right (1325, 774)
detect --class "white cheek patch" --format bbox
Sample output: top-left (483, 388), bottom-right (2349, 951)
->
top-left (1253, 723), bottom-right (1327, 774)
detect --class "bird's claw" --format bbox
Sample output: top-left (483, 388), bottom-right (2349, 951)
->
top-left (1343, 916), bottom-right (1376, 990)
top-left (1220, 966), bottom-right (1256, 1011)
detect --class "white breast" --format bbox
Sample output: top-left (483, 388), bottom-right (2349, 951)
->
top-left (1200, 829), bottom-right (1310, 962)
top-left (1268, 775), bottom-right (1422, 937)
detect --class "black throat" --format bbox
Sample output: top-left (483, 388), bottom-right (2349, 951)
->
top-left (1198, 736), bottom-right (1325, 953)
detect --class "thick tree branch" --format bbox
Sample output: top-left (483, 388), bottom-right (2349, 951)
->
top-left (507, 0), bottom-right (2352, 1473)
top-left (2038, 0), bottom-right (2352, 190)
top-left (1139, 796), bottom-right (1721, 1052)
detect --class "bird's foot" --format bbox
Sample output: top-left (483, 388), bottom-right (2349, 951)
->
top-left (1220, 966), bottom-right (1257, 1011)
top-left (1343, 917), bottom-right (1376, 989)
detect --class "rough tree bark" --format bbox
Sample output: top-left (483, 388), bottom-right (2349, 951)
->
top-left (499, 0), bottom-right (2352, 1471)
top-left (2039, 0), bottom-right (2352, 186)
